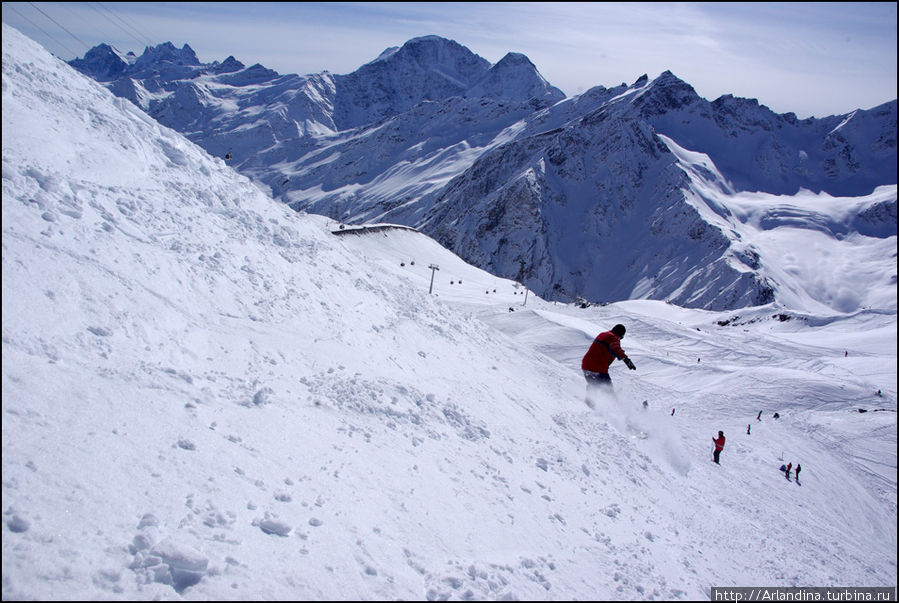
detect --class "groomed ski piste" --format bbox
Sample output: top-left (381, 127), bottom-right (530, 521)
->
top-left (2, 23), bottom-right (896, 600)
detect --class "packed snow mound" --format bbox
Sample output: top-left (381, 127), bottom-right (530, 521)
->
top-left (3, 23), bottom-right (897, 601)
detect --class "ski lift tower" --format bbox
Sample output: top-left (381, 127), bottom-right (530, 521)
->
top-left (517, 259), bottom-right (529, 306)
top-left (428, 264), bottom-right (440, 294)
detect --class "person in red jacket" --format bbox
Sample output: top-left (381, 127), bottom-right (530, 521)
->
top-left (582, 324), bottom-right (635, 405)
top-left (712, 431), bottom-right (726, 464)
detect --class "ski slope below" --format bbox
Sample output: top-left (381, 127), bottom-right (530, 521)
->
top-left (2, 23), bottom-right (896, 600)
top-left (329, 223), bottom-right (898, 593)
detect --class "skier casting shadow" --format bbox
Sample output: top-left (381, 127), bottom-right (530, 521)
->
top-left (581, 324), bottom-right (635, 408)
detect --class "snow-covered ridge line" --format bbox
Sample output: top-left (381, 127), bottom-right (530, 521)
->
top-left (330, 222), bottom-right (420, 236)
top-left (66, 32), bottom-right (897, 312)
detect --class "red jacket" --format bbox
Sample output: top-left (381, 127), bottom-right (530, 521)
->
top-left (713, 435), bottom-right (726, 451)
top-left (582, 330), bottom-right (628, 374)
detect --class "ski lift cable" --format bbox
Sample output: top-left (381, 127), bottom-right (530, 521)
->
top-left (93, 2), bottom-right (154, 49)
top-left (86, 2), bottom-right (148, 51)
top-left (3, 1), bottom-right (80, 58)
top-left (95, 2), bottom-right (152, 46)
top-left (26, 1), bottom-right (92, 55)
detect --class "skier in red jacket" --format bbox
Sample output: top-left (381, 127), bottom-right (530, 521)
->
top-left (712, 431), bottom-right (726, 464)
top-left (582, 324), bottom-right (635, 406)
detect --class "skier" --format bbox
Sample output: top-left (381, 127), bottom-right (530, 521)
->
top-left (757, 411), bottom-right (762, 421)
top-left (747, 424), bottom-right (751, 435)
top-left (785, 462), bottom-right (792, 479)
top-left (712, 431), bottom-right (725, 464)
top-left (795, 464), bottom-right (801, 481)
top-left (581, 324), bottom-right (635, 405)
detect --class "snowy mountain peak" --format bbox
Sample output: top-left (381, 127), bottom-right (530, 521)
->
top-left (117, 41), bottom-right (203, 81)
top-left (66, 42), bottom-right (129, 82)
top-left (655, 69), bottom-right (687, 85)
top-left (135, 41), bottom-right (199, 65)
top-left (467, 51), bottom-right (566, 103)
top-left (210, 55), bottom-right (245, 74)
top-left (332, 36), bottom-right (492, 129)
top-left (495, 51), bottom-right (535, 66)
top-left (633, 70), bottom-right (701, 115)
top-left (64, 30), bottom-right (896, 312)
top-left (372, 35), bottom-right (490, 80)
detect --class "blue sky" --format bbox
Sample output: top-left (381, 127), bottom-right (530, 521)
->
top-left (3, 2), bottom-right (896, 118)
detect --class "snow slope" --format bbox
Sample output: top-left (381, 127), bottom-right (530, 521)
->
top-left (659, 134), bottom-right (898, 315)
top-left (3, 23), bottom-right (896, 601)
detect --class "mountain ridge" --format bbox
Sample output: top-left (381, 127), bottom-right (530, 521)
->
top-left (67, 34), bottom-right (897, 311)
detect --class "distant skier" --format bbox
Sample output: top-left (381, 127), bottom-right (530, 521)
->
top-left (581, 324), bottom-right (635, 405)
top-left (757, 411), bottom-right (762, 421)
top-left (747, 424), bottom-right (751, 435)
top-left (785, 462), bottom-right (792, 479)
top-left (712, 431), bottom-right (726, 464)
top-left (795, 464), bottom-right (801, 482)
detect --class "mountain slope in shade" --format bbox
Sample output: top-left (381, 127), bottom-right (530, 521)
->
top-left (67, 33), bottom-right (897, 312)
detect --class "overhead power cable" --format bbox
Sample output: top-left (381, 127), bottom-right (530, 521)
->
top-left (3, 1), bottom-right (79, 58)
top-left (27, 1), bottom-right (91, 55)
top-left (93, 2), bottom-right (153, 49)
top-left (87, 3), bottom-right (141, 50)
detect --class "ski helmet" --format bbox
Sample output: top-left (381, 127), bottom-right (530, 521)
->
top-left (612, 324), bottom-right (626, 337)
